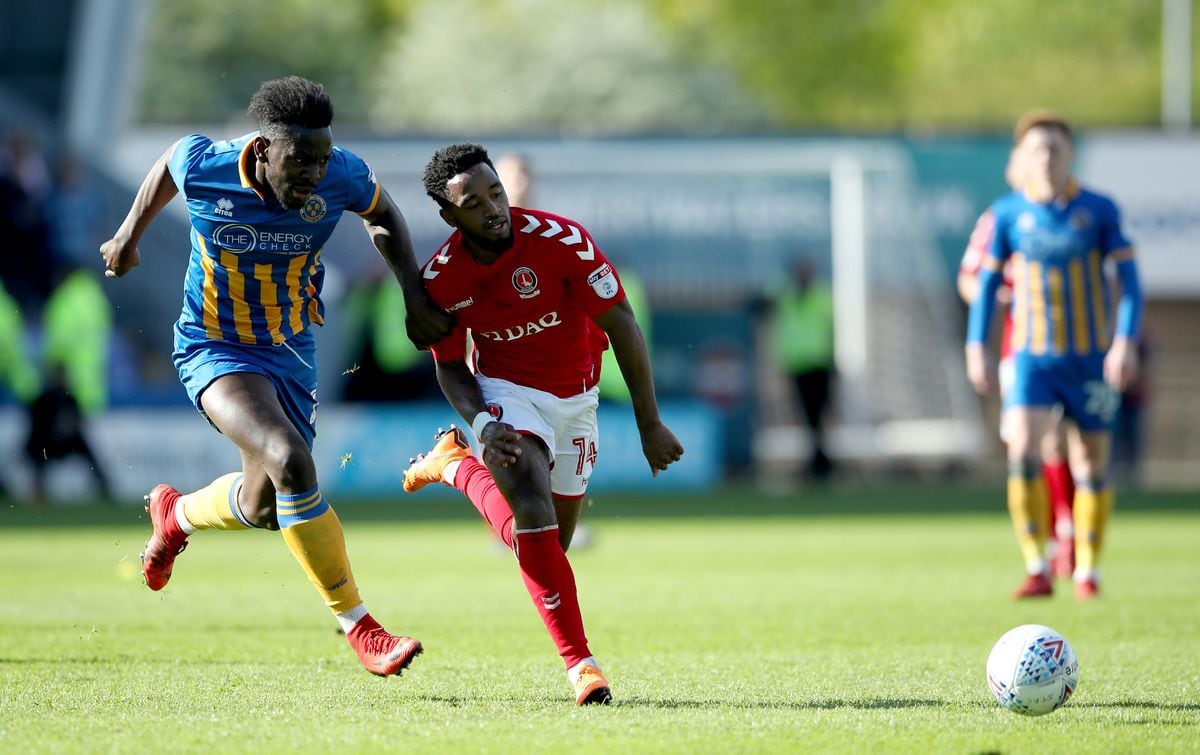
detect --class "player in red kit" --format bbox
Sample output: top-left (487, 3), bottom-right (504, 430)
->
top-left (402, 143), bottom-right (684, 705)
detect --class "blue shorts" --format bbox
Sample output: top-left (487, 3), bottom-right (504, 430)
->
top-left (173, 325), bottom-right (319, 448)
top-left (1005, 354), bottom-right (1118, 432)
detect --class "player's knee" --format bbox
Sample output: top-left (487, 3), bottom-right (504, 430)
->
top-left (507, 495), bottom-right (556, 528)
top-left (261, 440), bottom-right (316, 492)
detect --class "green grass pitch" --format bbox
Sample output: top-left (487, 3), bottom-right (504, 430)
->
top-left (1, 485), bottom-right (1197, 753)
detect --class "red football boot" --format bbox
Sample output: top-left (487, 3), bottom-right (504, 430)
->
top-left (1052, 536), bottom-right (1076, 580)
top-left (1012, 571), bottom-right (1053, 599)
top-left (140, 484), bottom-right (189, 591)
top-left (1075, 577), bottom-right (1100, 601)
top-left (346, 614), bottom-right (423, 677)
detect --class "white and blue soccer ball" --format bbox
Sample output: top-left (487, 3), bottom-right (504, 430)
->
top-left (986, 624), bottom-right (1079, 716)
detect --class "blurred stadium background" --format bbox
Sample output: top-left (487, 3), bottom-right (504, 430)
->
top-left (1, 0), bottom-right (1198, 503)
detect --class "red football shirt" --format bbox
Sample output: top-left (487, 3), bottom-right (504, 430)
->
top-left (960, 208), bottom-right (1015, 360)
top-left (423, 208), bottom-right (626, 398)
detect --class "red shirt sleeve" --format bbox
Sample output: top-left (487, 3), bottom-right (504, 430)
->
top-left (959, 209), bottom-right (996, 277)
top-left (429, 321), bottom-right (469, 363)
top-left (560, 223), bottom-right (627, 318)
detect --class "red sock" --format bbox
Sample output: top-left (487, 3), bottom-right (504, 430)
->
top-left (454, 457), bottom-right (515, 549)
top-left (514, 527), bottom-right (591, 668)
top-left (1043, 460), bottom-right (1075, 536)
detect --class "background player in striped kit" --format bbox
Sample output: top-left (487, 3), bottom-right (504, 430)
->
top-left (965, 111), bottom-right (1142, 600)
top-left (957, 144), bottom-right (1078, 590)
top-left (100, 76), bottom-right (451, 675)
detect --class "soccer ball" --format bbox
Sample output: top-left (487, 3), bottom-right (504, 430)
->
top-left (986, 624), bottom-right (1079, 716)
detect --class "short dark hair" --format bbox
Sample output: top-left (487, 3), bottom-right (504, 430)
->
top-left (1013, 109), bottom-right (1072, 144)
top-left (247, 76), bottom-right (334, 138)
top-left (423, 142), bottom-right (494, 207)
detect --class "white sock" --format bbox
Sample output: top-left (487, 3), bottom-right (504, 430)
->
top-left (443, 459), bottom-right (462, 486)
top-left (567, 656), bottom-right (600, 684)
top-left (337, 604), bottom-right (369, 633)
top-left (1025, 557), bottom-right (1047, 576)
top-left (174, 500), bottom-right (196, 535)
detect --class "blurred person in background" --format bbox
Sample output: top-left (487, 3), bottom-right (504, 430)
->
top-left (24, 362), bottom-right (112, 507)
top-left (494, 152), bottom-right (535, 207)
top-left (767, 255), bottom-right (835, 480)
top-left (1110, 329), bottom-right (1152, 489)
top-left (958, 146), bottom-right (1078, 583)
top-left (99, 76), bottom-right (452, 677)
top-left (966, 111), bottom-right (1142, 601)
top-left (21, 262), bottom-right (114, 506)
top-left (49, 153), bottom-right (106, 268)
top-left (0, 280), bottom-right (40, 498)
top-left (341, 270), bottom-right (440, 402)
top-left (402, 143), bottom-right (683, 705)
top-left (0, 127), bottom-right (54, 313)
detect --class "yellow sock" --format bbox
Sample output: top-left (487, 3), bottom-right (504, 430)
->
top-left (180, 473), bottom-right (250, 530)
top-left (1074, 486), bottom-right (1113, 576)
top-left (1007, 469), bottom-right (1048, 573)
top-left (276, 486), bottom-right (363, 615)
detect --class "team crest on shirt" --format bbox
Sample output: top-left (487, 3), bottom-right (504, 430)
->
top-left (300, 194), bottom-right (327, 222)
top-left (486, 403), bottom-right (504, 422)
top-left (512, 266), bottom-right (541, 299)
top-left (1069, 209), bottom-right (1093, 230)
top-left (1017, 212), bottom-right (1037, 232)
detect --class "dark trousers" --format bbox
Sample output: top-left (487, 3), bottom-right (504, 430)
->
top-left (792, 367), bottom-right (833, 478)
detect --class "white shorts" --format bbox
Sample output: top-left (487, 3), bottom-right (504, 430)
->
top-left (476, 374), bottom-right (600, 499)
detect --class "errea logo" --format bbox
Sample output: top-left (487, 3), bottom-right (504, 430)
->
top-left (215, 198), bottom-right (234, 218)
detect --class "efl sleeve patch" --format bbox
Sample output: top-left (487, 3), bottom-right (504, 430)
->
top-left (587, 262), bottom-right (619, 299)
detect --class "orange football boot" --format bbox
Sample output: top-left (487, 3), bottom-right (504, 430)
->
top-left (403, 427), bottom-right (472, 493)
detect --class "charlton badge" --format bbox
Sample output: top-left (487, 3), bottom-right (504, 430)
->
top-left (512, 266), bottom-right (540, 298)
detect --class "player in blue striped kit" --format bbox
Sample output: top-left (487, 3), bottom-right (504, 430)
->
top-left (100, 76), bottom-right (451, 674)
top-left (966, 111), bottom-right (1142, 601)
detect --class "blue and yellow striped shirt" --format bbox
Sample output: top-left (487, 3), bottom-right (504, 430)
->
top-left (974, 184), bottom-right (1135, 359)
top-left (167, 132), bottom-right (381, 346)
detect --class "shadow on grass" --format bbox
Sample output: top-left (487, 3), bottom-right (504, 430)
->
top-left (418, 694), bottom-right (947, 711)
top-left (1082, 700), bottom-right (1200, 712)
top-left (619, 696), bottom-right (949, 711)
top-left (2, 485), bottom-right (1197, 529)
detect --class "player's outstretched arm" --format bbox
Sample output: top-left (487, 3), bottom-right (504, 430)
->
top-left (433, 360), bottom-right (522, 468)
top-left (100, 147), bottom-right (179, 279)
top-left (594, 300), bottom-right (684, 476)
top-left (361, 189), bottom-right (454, 348)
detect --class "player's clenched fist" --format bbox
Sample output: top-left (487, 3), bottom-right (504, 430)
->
top-left (640, 422), bottom-right (684, 477)
top-left (99, 236), bottom-right (141, 279)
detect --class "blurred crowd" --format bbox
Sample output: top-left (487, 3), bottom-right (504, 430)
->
top-left (0, 125), bottom-right (113, 504)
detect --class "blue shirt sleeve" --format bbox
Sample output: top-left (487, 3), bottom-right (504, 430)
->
top-left (166, 134), bottom-right (212, 199)
top-left (338, 148), bottom-right (382, 215)
top-left (1113, 258), bottom-right (1142, 340)
top-left (1099, 196), bottom-right (1133, 254)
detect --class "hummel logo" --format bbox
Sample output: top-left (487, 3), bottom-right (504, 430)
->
top-left (215, 198), bottom-right (234, 218)
top-left (541, 592), bottom-right (562, 610)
